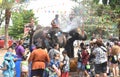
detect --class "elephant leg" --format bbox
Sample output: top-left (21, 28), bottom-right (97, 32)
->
top-left (65, 39), bottom-right (74, 58)
top-left (68, 44), bottom-right (74, 58)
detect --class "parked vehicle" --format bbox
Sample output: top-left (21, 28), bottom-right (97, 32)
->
top-left (0, 36), bottom-right (13, 48)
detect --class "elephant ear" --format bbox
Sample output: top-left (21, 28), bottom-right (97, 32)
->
top-left (33, 29), bottom-right (43, 40)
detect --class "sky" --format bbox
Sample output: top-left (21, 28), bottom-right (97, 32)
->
top-left (26, 0), bottom-right (77, 26)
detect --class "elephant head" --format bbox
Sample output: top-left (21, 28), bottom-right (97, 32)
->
top-left (68, 28), bottom-right (87, 40)
top-left (32, 27), bottom-right (48, 49)
top-left (47, 28), bottom-right (67, 48)
top-left (64, 27), bottom-right (87, 58)
top-left (32, 27), bottom-right (66, 51)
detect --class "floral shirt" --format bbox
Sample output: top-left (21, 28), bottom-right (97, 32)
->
top-left (49, 59), bottom-right (60, 69)
top-left (49, 59), bottom-right (60, 77)
top-left (62, 55), bottom-right (70, 72)
top-left (2, 52), bottom-right (15, 77)
top-left (93, 46), bottom-right (107, 64)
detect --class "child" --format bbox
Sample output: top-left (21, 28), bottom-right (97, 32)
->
top-left (21, 58), bottom-right (28, 77)
top-left (0, 47), bottom-right (15, 77)
top-left (49, 53), bottom-right (61, 77)
top-left (85, 62), bottom-right (91, 76)
top-left (61, 50), bottom-right (70, 77)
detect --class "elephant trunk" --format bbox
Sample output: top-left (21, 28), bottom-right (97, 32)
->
top-left (81, 32), bottom-right (87, 40)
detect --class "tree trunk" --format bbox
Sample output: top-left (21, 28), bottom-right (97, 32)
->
top-left (4, 9), bottom-right (11, 48)
top-left (4, 24), bottom-right (8, 48)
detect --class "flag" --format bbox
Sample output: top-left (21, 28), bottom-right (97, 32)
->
top-left (16, 0), bottom-right (19, 3)
top-left (8, 0), bottom-right (12, 2)
top-left (0, 0), bottom-right (2, 4)
top-left (25, 0), bottom-right (29, 2)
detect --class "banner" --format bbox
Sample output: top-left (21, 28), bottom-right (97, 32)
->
top-left (16, 0), bottom-right (19, 3)
top-left (25, 0), bottom-right (29, 2)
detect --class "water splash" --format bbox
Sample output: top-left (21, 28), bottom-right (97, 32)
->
top-left (60, 3), bottom-right (88, 32)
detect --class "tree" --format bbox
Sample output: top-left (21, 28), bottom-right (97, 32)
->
top-left (9, 10), bottom-right (36, 39)
top-left (0, 0), bottom-right (28, 48)
top-left (93, 0), bottom-right (120, 39)
top-left (0, 0), bottom-right (13, 48)
top-left (72, 0), bottom-right (120, 39)
top-left (0, 9), bottom-right (5, 26)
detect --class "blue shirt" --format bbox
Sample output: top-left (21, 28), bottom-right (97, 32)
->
top-left (3, 52), bottom-right (15, 77)
top-left (49, 59), bottom-right (60, 68)
top-left (49, 59), bottom-right (60, 77)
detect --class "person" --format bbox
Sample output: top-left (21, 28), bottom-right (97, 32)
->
top-left (0, 47), bottom-right (15, 77)
top-left (48, 43), bottom-right (60, 60)
top-left (92, 39), bottom-right (108, 77)
top-left (51, 14), bottom-right (60, 28)
top-left (85, 62), bottom-right (91, 75)
top-left (48, 53), bottom-right (61, 77)
top-left (110, 41), bottom-right (120, 77)
top-left (81, 44), bottom-right (90, 77)
top-left (15, 40), bottom-right (25, 77)
top-left (21, 56), bottom-right (29, 77)
top-left (77, 42), bottom-right (83, 76)
top-left (28, 43), bottom-right (50, 77)
top-left (44, 43), bottom-right (60, 77)
top-left (28, 18), bottom-right (36, 52)
top-left (61, 50), bottom-right (70, 77)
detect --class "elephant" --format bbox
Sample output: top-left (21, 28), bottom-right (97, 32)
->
top-left (32, 27), bottom-right (67, 51)
top-left (32, 26), bottom-right (87, 58)
top-left (64, 28), bottom-right (87, 58)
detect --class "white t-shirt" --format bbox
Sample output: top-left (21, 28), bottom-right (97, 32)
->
top-left (93, 46), bottom-right (107, 64)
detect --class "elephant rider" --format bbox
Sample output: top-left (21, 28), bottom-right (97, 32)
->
top-left (51, 14), bottom-right (60, 28)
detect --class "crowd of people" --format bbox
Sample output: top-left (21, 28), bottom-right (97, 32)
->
top-left (0, 14), bottom-right (120, 77)
top-left (0, 40), bottom-right (70, 77)
top-left (77, 38), bottom-right (120, 77)
top-left (0, 37), bottom-right (120, 77)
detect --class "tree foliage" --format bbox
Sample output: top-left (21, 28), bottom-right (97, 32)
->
top-left (71, 0), bottom-right (120, 39)
top-left (9, 10), bottom-right (36, 39)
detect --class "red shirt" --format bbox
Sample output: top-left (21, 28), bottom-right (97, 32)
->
top-left (81, 50), bottom-right (89, 65)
